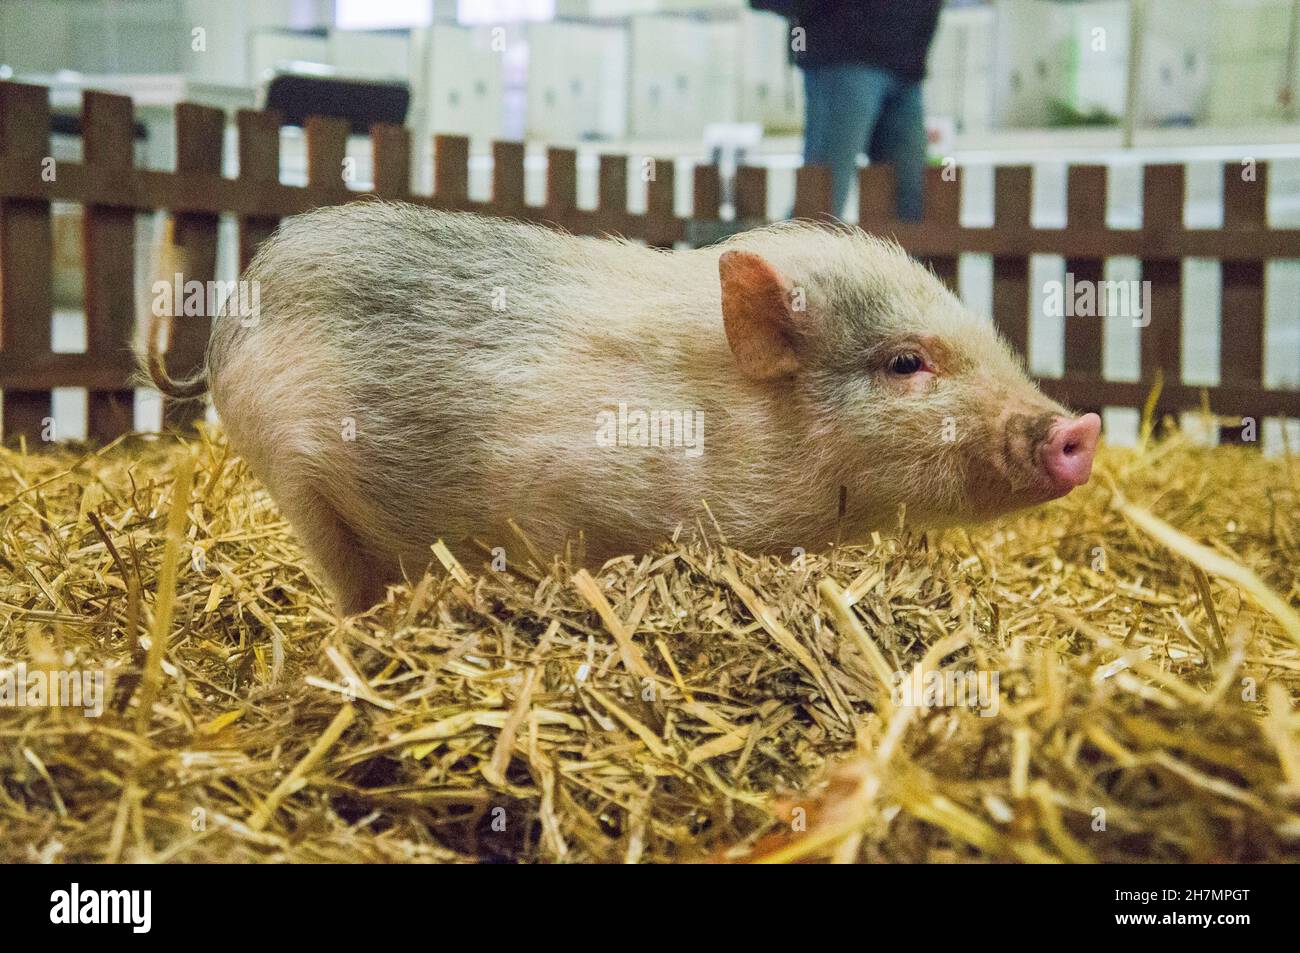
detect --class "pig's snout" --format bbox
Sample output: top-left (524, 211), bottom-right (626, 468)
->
top-left (1039, 413), bottom-right (1101, 495)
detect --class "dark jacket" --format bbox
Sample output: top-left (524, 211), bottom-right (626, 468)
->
top-left (791, 0), bottom-right (944, 82)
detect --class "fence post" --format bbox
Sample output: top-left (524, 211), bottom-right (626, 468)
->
top-left (236, 109), bottom-right (282, 272)
top-left (0, 82), bottom-right (54, 444)
top-left (434, 134), bottom-right (469, 211)
top-left (305, 115), bottom-right (351, 208)
top-left (596, 154), bottom-right (627, 236)
top-left (1062, 164), bottom-right (1108, 417)
top-left (793, 163), bottom-right (831, 220)
top-left (734, 165), bottom-right (767, 223)
top-left (82, 90), bottom-right (138, 441)
top-left (694, 163), bottom-right (721, 220)
top-left (921, 164), bottom-right (960, 292)
top-left (645, 156), bottom-right (676, 247)
top-left (991, 166), bottom-right (1032, 359)
top-left (1140, 164), bottom-right (1185, 430)
top-left (1219, 160), bottom-right (1268, 444)
top-left (491, 140), bottom-right (525, 217)
top-left (857, 163), bottom-right (896, 232)
top-left (371, 122), bottom-right (411, 201)
top-left (164, 102), bottom-right (223, 431)
top-left (545, 146), bottom-right (577, 232)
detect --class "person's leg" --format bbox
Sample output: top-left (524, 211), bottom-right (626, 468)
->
top-left (867, 76), bottom-right (928, 222)
top-left (801, 65), bottom-right (831, 183)
top-left (803, 64), bottom-right (889, 220)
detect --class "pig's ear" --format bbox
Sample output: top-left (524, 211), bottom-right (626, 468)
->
top-left (718, 250), bottom-right (801, 381)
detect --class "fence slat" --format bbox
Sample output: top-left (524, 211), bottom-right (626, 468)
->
top-left (0, 81), bottom-right (54, 443)
top-left (545, 147), bottom-right (576, 226)
top-left (1219, 160), bottom-right (1269, 442)
top-left (1223, 160), bottom-right (1268, 229)
top-left (922, 164), bottom-right (960, 292)
top-left (1037, 378), bottom-right (1298, 419)
top-left (371, 122), bottom-right (410, 200)
top-left (857, 165), bottom-right (895, 229)
top-left (434, 134), bottom-right (469, 209)
top-left (646, 156), bottom-right (676, 247)
top-left (734, 166), bottom-right (767, 222)
top-left (793, 164), bottom-right (831, 220)
top-left (306, 115), bottom-right (349, 197)
top-left (492, 141), bottom-right (525, 215)
top-left (82, 90), bottom-right (137, 440)
top-left (693, 164), bottom-right (720, 221)
top-left (991, 166), bottom-right (1032, 358)
top-left (5, 156), bottom-right (1296, 259)
top-left (236, 109), bottom-right (281, 272)
top-left (1062, 165), bottom-right (1108, 412)
top-left (1140, 165), bottom-right (1185, 421)
top-left (165, 102), bottom-right (222, 431)
top-left (597, 154), bottom-right (626, 234)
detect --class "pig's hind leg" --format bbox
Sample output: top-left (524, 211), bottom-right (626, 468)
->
top-left (275, 487), bottom-right (395, 616)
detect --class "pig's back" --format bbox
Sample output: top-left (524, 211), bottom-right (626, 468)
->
top-left (207, 202), bottom-right (727, 564)
top-left (210, 202), bottom-right (713, 369)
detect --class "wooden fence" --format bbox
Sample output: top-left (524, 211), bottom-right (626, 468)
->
top-left (1, 79), bottom-right (1298, 445)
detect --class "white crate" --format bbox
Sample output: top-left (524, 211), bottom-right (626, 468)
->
top-left (1206, 0), bottom-right (1296, 123)
top-left (526, 21), bottom-right (627, 141)
top-left (1213, 0), bottom-right (1264, 55)
top-left (993, 0), bottom-right (1220, 127)
top-left (425, 23), bottom-right (505, 141)
top-left (68, 0), bottom-right (188, 74)
top-left (328, 29), bottom-right (413, 81)
top-left (628, 14), bottom-right (738, 140)
top-left (737, 10), bottom-right (801, 133)
top-left (925, 4), bottom-right (996, 134)
top-left (1251, 0), bottom-right (1294, 54)
top-left (993, 0), bottom-right (1131, 126)
top-left (1141, 34), bottom-right (1210, 124)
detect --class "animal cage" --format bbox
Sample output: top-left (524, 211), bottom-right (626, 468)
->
top-left (1, 79), bottom-right (1298, 445)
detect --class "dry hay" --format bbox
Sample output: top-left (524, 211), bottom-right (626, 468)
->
top-left (1, 424), bottom-right (1299, 864)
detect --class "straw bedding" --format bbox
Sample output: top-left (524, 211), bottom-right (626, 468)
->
top-left (1, 425), bottom-right (1298, 863)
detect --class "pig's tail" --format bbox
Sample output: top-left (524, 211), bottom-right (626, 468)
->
top-left (140, 217), bottom-right (210, 400)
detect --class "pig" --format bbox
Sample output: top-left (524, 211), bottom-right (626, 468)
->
top-left (145, 202), bottom-right (1100, 614)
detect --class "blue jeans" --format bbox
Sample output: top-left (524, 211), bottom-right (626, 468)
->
top-left (802, 64), bottom-right (927, 222)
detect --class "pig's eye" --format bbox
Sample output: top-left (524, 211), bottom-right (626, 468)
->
top-left (887, 352), bottom-right (926, 375)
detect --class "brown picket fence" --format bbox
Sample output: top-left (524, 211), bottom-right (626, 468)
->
top-left (1, 79), bottom-right (1298, 445)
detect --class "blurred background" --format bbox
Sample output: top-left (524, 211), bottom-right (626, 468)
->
top-left (1, 0), bottom-right (1297, 447)
top-left (3, 0), bottom-right (1298, 188)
